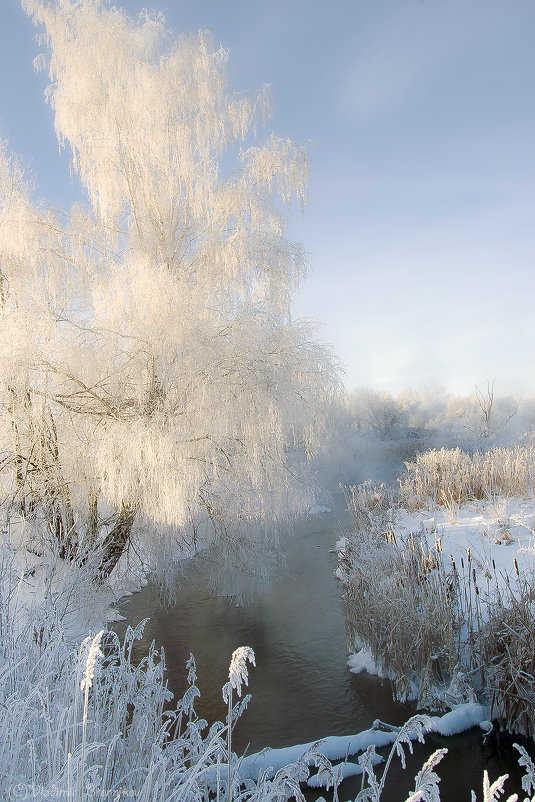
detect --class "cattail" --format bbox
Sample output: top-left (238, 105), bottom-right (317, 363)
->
top-left (514, 558), bottom-right (519, 577)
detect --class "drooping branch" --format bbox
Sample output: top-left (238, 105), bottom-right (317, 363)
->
top-left (0, 1), bottom-right (340, 586)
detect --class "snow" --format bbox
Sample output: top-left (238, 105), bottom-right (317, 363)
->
top-left (237, 730), bottom-right (393, 783)
top-left (309, 505), bottom-right (332, 514)
top-left (395, 496), bottom-right (535, 628)
top-left (347, 645), bottom-right (385, 678)
top-left (427, 704), bottom-right (489, 737)
top-left (235, 703), bottom-right (489, 785)
top-left (395, 496), bottom-right (535, 601)
top-left (0, 516), bottom-right (147, 643)
top-left (339, 495), bottom-right (535, 643)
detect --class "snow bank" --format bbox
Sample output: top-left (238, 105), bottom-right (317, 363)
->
top-left (347, 646), bottom-right (384, 677)
top-left (396, 497), bottom-right (535, 595)
top-left (237, 729), bottom-right (394, 782)
top-left (427, 703), bottom-right (489, 737)
top-left (236, 703), bottom-right (489, 785)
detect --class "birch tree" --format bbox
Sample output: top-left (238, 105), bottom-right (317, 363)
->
top-left (0, 141), bottom-right (80, 556)
top-left (2, 0), bottom-right (339, 580)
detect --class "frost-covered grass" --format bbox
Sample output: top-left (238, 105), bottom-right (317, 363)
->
top-left (399, 446), bottom-right (535, 511)
top-left (0, 536), bottom-right (349, 800)
top-left (339, 447), bottom-right (535, 737)
top-left (2, 532), bottom-right (535, 801)
top-left (0, 581), bottom-right (312, 800)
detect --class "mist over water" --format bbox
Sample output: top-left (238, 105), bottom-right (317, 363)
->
top-left (115, 489), bottom-right (531, 801)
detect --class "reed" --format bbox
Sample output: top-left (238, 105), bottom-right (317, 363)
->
top-left (484, 569), bottom-right (535, 738)
top-left (340, 494), bottom-right (463, 706)
top-left (399, 446), bottom-right (535, 511)
top-left (1, 541), bottom-right (534, 800)
top-left (341, 467), bottom-right (535, 736)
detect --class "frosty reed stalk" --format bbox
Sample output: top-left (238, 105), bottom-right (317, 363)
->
top-left (340, 450), bottom-right (535, 734)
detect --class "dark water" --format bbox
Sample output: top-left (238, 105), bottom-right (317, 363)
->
top-left (115, 491), bottom-right (532, 800)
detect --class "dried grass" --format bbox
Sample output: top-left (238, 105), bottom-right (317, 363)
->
top-left (340, 485), bottom-right (463, 706)
top-left (485, 571), bottom-right (535, 738)
top-left (340, 467), bottom-right (535, 736)
top-left (399, 446), bottom-right (535, 511)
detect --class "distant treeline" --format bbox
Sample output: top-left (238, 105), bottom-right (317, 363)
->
top-left (315, 382), bottom-right (535, 487)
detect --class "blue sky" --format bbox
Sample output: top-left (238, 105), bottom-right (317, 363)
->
top-left (1, 0), bottom-right (534, 395)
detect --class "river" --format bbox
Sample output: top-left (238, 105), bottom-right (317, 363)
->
top-left (114, 489), bottom-right (531, 800)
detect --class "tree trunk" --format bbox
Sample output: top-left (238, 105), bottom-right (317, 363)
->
top-left (86, 487), bottom-right (99, 548)
top-left (37, 402), bottom-right (77, 559)
top-left (97, 504), bottom-right (136, 579)
top-left (7, 386), bottom-right (26, 515)
top-left (50, 497), bottom-right (76, 560)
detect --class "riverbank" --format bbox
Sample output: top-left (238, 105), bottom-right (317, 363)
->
top-left (338, 446), bottom-right (535, 738)
top-left (113, 489), bottom-right (533, 799)
top-left (2, 478), bottom-right (535, 799)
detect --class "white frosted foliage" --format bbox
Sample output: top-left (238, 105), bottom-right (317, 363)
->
top-left (1, 0), bottom-right (340, 577)
top-left (223, 645), bottom-right (256, 703)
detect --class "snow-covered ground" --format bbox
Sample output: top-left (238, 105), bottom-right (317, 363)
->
top-left (235, 703), bottom-right (489, 788)
top-left (338, 488), bottom-right (535, 764)
top-left (397, 496), bottom-right (535, 590)
top-left (0, 514), bottom-right (147, 644)
top-left (345, 495), bottom-right (535, 680)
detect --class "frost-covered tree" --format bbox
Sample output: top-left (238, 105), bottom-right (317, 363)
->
top-left (350, 388), bottom-right (408, 441)
top-left (471, 381), bottom-right (518, 440)
top-left (0, 140), bottom-right (80, 554)
top-left (444, 382), bottom-right (519, 444)
top-left (0, 0), bottom-right (339, 581)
